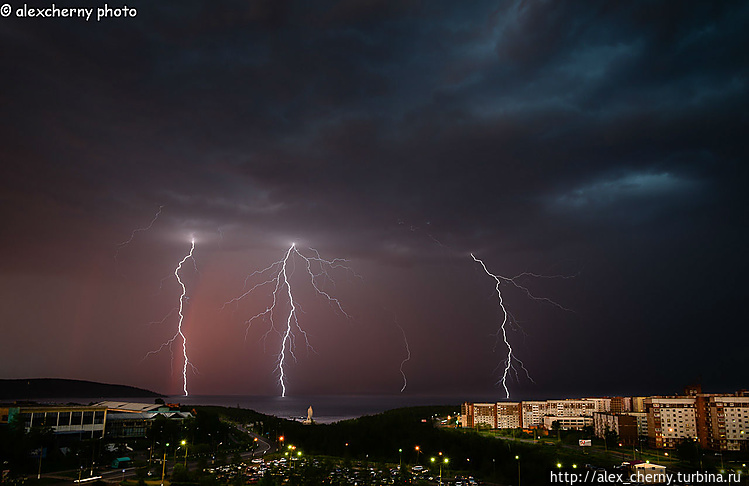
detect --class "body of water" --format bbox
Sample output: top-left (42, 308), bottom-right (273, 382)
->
top-left (171, 394), bottom-right (465, 423)
top-left (21, 394), bottom-right (482, 424)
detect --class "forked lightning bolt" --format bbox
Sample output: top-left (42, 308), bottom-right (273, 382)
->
top-left (397, 324), bottom-right (411, 393)
top-left (144, 239), bottom-right (198, 396)
top-left (223, 243), bottom-right (355, 397)
top-left (471, 253), bottom-right (571, 398)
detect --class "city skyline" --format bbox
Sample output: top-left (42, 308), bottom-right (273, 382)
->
top-left (1, 1), bottom-right (747, 397)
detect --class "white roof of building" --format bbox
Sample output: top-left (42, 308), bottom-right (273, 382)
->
top-left (94, 401), bottom-right (161, 412)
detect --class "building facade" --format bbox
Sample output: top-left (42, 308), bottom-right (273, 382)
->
top-left (461, 402), bottom-right (497, 429)
top-left (8, 405), bottom-right (107, 439)
top-left (545, 399), bottom-right (597, 417)
top-left (593, 412), bottom-right (638, 445)
top-left (461, 390), bottom-right (746, 451)
top-left (543, 415), bottom-right (593, 430)
top-left (696, 394), bottom-right (749, 451)
top-left (521, 401), bottom-right (546, 428)
top-left (496, 402), bottom-right (522, 429)
top-left (645, 397), bottom-right (697, 449)
top-left (610, 397), bottom-right (632, 413)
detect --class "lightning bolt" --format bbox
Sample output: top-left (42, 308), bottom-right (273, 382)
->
top-left (396, 323), bottom-right (411, 393)
top-left (114, 205), bottom-right (164, 268)
top-left (144, 239), bottom-right (198, 396)
top-left (471, 253), bottom-right (571, 398)
top-left (223, 243), bottom-right (355, 397)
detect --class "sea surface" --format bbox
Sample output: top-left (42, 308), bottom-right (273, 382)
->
top-left (170, 395), bottom-right (466, 423)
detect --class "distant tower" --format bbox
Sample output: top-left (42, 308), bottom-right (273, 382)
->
top-left (304, 405), bottom-right (313, 425)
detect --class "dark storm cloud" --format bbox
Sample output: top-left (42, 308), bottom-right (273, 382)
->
top-left (1, 0), bottom-right (747, 396)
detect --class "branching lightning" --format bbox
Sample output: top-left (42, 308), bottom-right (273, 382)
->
top-left (144, 239), bottom-right (198, 396)
top-left (396, 323), bottom-right (411, 393)
top-left (223, 243), bottom-right (356, 397)
top-left (471, 253), bottom-right (572, 398)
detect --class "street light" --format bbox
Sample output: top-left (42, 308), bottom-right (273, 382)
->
top-left (430, 457), bottom-right (448, 485)
top-left (37, 447), bottom-right (43, 480)
top-left (515, 455), bottom-right (520, 486)
top-left (181, 440), bottom-right (188, 467)
top-left (161, 443), bottom-right (169, 486)
top-left (399, 448), bottom-right (402, 469)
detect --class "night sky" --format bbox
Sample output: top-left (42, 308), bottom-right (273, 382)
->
top-left (1, 1), bottom-right (747, 399)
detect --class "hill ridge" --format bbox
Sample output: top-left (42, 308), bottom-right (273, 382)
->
top-left (0, 378), bottom-right (161, 400)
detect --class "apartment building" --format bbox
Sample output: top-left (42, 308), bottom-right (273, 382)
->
top-left (584, 398), bottom-right (612, 413)
top-left (496, 402), bottom-right (522, 429)
top-left (610, 397), bottom-right (633, 413)
top-left (462, 390), bottom-right (746, 451)
top-left (645, 397), bottom-right (698, 449)
top-left (632, 397), bottom-right (647, 413)
top-left (545, 399), bottom-right (597, 418)
top-left (461, 402), bottom-right (497, 428)
top-left (521, 401), bottom-right (546, 428)
top-left (696, 394), bottom-right (749, 451)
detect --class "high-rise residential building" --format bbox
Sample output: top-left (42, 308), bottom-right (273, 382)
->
top-left (521, 401), bottom-right (546, 428)
top-left (645, 397), bottom-right (698, 449)
top-left (632, 397), bottom-right (647, 413)
top-left (584, 398), bottom-right (612, 413)
top-left (461, 402), bottom-right (497, 428)
top-left (496, 402), bottom-right (521, 429)
top-left (696, 394), bottom-right (749, 451)
top-left (611, 397), bottom-right (632, 413)
top-left (545, 399), bottom-right (597, 417)
top-left (461, 390), bottom-right (746, 451)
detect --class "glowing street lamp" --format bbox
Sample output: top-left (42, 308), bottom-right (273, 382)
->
top-left (430, 457), bottom-right (448, 485)
top-left (161, 443), bottom-right (169, 486)
top-left (181, 440), bottom-right (188, 467)
top-left (515, 455), bottom-right (520, 486)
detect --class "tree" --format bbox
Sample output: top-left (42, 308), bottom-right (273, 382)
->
top-left (170, 464), bottom-right (191, 485)
top-left (676, 439), bottom-right (701, 466)
top-left (604, 427), bottom-right (619, 449)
